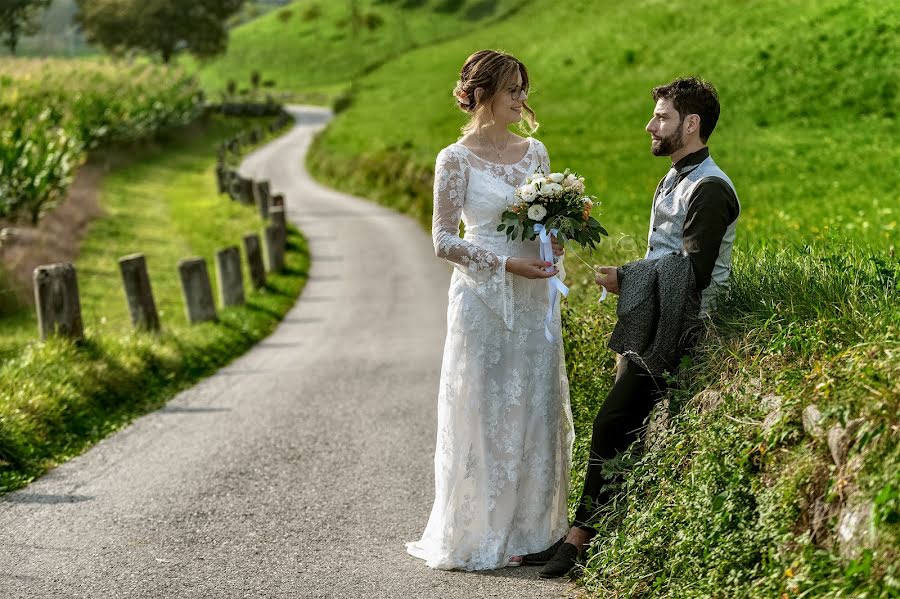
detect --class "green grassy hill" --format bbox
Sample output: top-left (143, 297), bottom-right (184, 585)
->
top-left (311, 0), bottom-right (898, 246)
top-left (300, 0), bottom-right (898, 596)
top-left (190, 0), bottom-right (526, 102)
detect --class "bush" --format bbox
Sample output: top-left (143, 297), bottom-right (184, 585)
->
top-left (364, 11), bottom-right (385, 30)
top-left (301, 4), bottom-right (321, 21)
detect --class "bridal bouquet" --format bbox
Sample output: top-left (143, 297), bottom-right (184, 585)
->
top-left (498, 169), bottom-right (609, 343)
top-left (497, 169), bottom-right (608, 250)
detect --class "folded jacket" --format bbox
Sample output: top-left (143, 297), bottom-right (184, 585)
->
top-left (608, 252), bottom-right (701, 375)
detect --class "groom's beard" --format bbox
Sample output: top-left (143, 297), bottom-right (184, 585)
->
top-left (651, 124), bottom-right (686, 157)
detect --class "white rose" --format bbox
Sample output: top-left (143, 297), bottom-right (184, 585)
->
top-left (541, 182), bottom-right (563, 196)
top-left (563, 173), bottom-right (578, 187)
top-left (518, 184), bottom-right (538, 202)
top-left (572, 180), bottom-right (585, 193)
top-left (549, 172), bottom-right (565, 183)
top-left (527, 204), bottom-right (547, 221)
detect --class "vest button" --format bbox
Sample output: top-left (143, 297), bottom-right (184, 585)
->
top-left (649, 246), bottom-right (654, 251)
top-left (652, 227), bottom-right (657, 232)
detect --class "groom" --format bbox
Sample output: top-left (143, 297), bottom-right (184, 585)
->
top-left (535, 76), bottom-right (740, 578)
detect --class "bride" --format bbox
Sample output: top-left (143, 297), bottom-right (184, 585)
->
top-left (406, 49), bottom-right (574, 571)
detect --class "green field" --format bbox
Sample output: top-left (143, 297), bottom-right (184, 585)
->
top-left (299, 0), bottom-right (898, 595)
top-left (310, 0), bottom-right (898, 246)
top-left (187, 0), bottom-right (525, 102)
top-left (0, 115), bottom-right (309, 493)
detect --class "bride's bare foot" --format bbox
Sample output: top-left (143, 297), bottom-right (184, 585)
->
top-left (506, 555), bottom-right (523, 567)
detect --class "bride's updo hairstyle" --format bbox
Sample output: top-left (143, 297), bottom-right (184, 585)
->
top-left (453, 49), bottom-right (538, 136)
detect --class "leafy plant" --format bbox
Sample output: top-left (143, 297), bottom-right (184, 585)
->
top-left (0, 58), bottom-right (202, 223)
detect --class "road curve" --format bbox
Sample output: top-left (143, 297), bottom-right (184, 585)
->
top-left (0, 106), bottom-right (573, 599)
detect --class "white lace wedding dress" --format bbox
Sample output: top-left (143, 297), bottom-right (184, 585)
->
top-left (406, 137), bottom-right (574, 571)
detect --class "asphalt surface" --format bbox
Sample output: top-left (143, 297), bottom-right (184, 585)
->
top-left (0, 106), bottom-right (575, 598)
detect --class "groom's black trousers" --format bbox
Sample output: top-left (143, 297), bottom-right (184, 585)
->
top-left (573, 356), bottom-right (669, 531)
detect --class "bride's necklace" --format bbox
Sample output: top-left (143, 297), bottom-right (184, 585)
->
top-left (479, 131), bottom-right (510, 160)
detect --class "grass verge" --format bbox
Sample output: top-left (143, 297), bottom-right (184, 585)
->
top-left (0, 114), bottom-right (309, 493)
top-left (563, 243), bottom-right (898, 597)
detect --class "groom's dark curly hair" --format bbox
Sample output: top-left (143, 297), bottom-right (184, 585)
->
top-left (652, 77), bottom-right (720, 143)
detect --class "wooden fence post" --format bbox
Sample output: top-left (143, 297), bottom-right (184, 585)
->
top-left (178, 257), bottom-right (217, 323)
top-left (215, 163), bottom-right (228, 195)
top-left (254, 180), bottom-right (271, 220)
top-left (215, 246), bottom-right (245, 307)
top-left (271, 193), bottom-right (285, 210)
top-left (33, 263), bottom-right (84, 341)
top-left (243, 233), bottom-right (266, 289)
top-left (228, 173), bottom-right (254, 205)
top-left (226, 169), bottom-right (239, 201)
top-left (270, 194), bottom-right (286, 228)
top-left (269, 205), bottom-right (286, 245)
top-left (118, 253), bottom-right (160, 331)
top-left (264, 224), bottom-right (285, 273)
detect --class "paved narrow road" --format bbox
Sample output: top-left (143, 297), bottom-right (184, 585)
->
top-left (0, 107), bottom-right (574, 598)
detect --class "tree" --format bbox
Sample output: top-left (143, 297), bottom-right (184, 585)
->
top-left (0, 0), bottom-right (52, 55)
top-left (75, 0), bottom-right (245, 63)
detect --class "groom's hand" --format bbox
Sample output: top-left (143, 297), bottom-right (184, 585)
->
top-left (595, 266), bottom-right (619, 295)
top-left (550, 234), bottom-right (565, 257)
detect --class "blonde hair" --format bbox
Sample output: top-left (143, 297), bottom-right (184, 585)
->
top-left (452, 49), bottom-right (538, 136)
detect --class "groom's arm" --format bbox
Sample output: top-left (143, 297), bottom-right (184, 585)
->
top-left (682, 177), bottom-right (740, 293)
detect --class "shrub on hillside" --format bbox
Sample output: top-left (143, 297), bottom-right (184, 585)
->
top-left (301, 4), bottom-right (321, 21)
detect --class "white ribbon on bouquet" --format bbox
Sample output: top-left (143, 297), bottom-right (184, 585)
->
top-left (534, 224), bottom-right (569, 343)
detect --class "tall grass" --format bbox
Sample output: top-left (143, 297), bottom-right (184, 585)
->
top-left (564, 244), bottom-right (898, 597)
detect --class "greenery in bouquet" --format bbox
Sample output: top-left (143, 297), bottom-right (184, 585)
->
top-left (498, 169), bottom-right (608, 251)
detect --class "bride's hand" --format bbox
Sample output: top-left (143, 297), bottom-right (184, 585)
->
top-left (550, 234), bottom-right (565, 257)
top-left (507, 257), bottom-right (558, 279)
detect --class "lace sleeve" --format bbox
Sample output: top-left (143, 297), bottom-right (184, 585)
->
top-left (535, 138), bottom-right (551, 175)
top-left (431, 147), bottom-right (507, 282)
